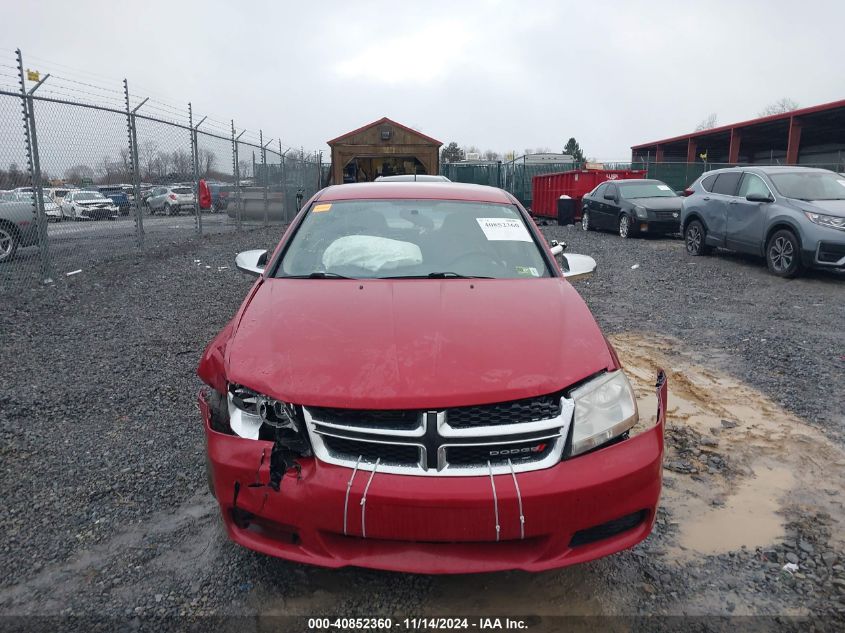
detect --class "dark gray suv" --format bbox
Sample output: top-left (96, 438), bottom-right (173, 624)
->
top-left (681, 166), bottom-right (845, 277)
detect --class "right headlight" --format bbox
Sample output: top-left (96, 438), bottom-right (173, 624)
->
top-left (569, 370), bottom-right (638, 456)
top-left (804, 211), bottom-right (845, 231)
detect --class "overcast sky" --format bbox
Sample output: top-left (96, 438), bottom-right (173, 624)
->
top-left (1, 0), bottom-right (844, 160)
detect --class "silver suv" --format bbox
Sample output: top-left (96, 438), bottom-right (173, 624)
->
top-left (681, 166), bottom-right (845, 277)
top-left (147, 185), bottom-right (196, 216)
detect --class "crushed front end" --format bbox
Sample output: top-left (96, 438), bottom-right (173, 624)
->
top-left (199, 372), bottom-right (668, 574)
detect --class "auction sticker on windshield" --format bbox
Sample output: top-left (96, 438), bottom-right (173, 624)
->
top-left (476, 217), bottom-right (532, 242)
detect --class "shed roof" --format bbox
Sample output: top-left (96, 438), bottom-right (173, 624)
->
top-left (327, 117), bottom-right (443, 147)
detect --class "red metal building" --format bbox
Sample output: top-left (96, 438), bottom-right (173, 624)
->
top-left (631, 99), bottom-right (845, 168)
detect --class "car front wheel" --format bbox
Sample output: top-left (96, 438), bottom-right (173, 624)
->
top-left (766, 229), bottom-right (803, 278)
top-left (581, 210), bottom-right (591, 231)
top-left (619, 214), bottom-right (632, 238)
top-left (684, 219), bottom-right (712, 255)
top-left (0, 223), bottom-right (19, 263)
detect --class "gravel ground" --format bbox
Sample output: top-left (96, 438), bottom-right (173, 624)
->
top-left (0, 223), bottom-right (843, 631)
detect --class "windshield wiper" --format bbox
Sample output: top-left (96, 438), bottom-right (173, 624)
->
top-left (379, 272), bottom-right (494, 279)
top-left (284, 272), bottom-right (353, 279)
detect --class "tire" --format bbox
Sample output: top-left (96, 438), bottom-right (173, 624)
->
top-left (619, 214), bottom-right (632, 239)
top-left (766, 229), bottom-right (803, 278)
top-left (166, 203), bottom-right (174, 216)
top-left (71, 206), bottom-right (78, 221)
top-left (581, 210), bottom-right (591, 231)
top-left (684, 219), bottom-right (712, 256)
top-left (0, 222), bottom-right (20, 263)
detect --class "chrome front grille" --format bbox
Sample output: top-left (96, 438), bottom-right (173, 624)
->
top-left (653, 210), bottom-right (680, 220)
top-left (304, 395), bottom-right (574, 477)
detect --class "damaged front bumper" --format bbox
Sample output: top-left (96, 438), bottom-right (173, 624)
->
top-left (200, 373), bottom-right (668, 574)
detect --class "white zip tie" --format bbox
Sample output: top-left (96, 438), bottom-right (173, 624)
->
top-left (343, 455), bottom-right (362, 536)
top-left (360, 458), bottom-right (380, 539)
top-left (488, 460), bottom-right (500, 542)
top-left (508, 458), bottom-right (525, 540)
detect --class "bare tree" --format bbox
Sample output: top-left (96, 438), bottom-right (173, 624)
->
top-left (758, 98), bottom-right (799, 117)
top-left (198, 148), bottom-right (216, 177)
top-left (171, 149), bottom-right (192, 178)
top-left (118, 147), bottom-right (132, 175)
top-left (155, 151), bottom-right (172, 179)
top-left (139, 141), bottom-right (159, 180)
top-left (64, 164), bottom-right (95, 185)
top-left (695, 113), bottom-right (718, 131)
top-left (483, 149), bottom-right (500, 161)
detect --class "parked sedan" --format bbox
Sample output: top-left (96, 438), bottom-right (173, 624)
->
top-left (580, 179), bottom-right (682, 238)
top-left (60, 190), bottom-right (119, 220)
top-left (0, 199), bottom-right (38, 263)
top-left (147, 185), bottom-right (196, 215)
top-left (197, 181), bottom-right (668, 573)
top-left (11, 192), bottom-right (63, 222)
top-left (681, 166), bottom-right (845, 277)
top-left (97, 186), bottom-right (131, 215)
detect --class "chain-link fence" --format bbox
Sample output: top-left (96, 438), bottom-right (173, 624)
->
top-left (0, 48), bottom-right (323, 293)
top-left (443, 156), bottom-right (845, 210)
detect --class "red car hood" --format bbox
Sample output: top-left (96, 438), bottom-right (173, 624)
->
top-left (225, 278), bottom-right (613, 409)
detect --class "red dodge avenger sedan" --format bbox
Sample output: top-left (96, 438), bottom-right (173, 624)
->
top-left (198, 181), bottom-right (667, 573)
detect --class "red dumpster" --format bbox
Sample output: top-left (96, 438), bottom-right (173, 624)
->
top-left (531, 168), bottom-right (646, 222)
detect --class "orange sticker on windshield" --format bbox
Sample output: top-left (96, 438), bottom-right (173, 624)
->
top-left (312, 203), bottom-right (332, 213)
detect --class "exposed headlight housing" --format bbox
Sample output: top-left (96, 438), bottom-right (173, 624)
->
top-left (804, 211), bottom-right (845, 231)
top-left (634, 205), bottom-right (648, 219)
top-left (228, 384), bottom-right (304, 442)
top-left (569, 370), bottom-right (638, 456)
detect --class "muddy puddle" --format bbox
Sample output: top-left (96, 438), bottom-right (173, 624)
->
top-left (613, 332), bottom-right (845, 559)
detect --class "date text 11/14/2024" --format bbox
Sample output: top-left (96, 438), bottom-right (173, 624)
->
top-left (307, 617), bottom-right (531, 630)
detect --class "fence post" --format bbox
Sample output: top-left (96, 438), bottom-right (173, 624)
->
top-left (124, 80), bottom-right (146, 249)
top-left (189, 103), bottom-right (206, 236)
top-left (317, 151), bottom-right (323, 190)
top-left (232, 120), bottom-right (244, 232)
top-left (260, 130), bottom-right (269, 227)
top-left (281, 149), bottom-right (289, 222)
top-left (17, 50), bottom-right (52, 283)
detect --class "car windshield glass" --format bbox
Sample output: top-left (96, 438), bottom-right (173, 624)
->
top-left (619, 183), bottom-right (677, 199)
top-left (277, 199), bottom-right (551, 280)
top-left (769, 172), bottom-right (845, 201)
top-left (171, 187), bottom-right (192, 194)
top-left (77, 193), bottom-right (106, 201)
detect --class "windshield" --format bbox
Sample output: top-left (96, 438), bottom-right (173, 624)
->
top-left (769, 171), bottom-right (845, 201)
top-left (619, 182), bottom-right (677, 199)
top-left (77, 193), bottom-right (107, 201)
top-left (277, 199), bottom-right (551, 279)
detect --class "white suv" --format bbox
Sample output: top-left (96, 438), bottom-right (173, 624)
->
top-left (147, 185), bottom-right (196, 216)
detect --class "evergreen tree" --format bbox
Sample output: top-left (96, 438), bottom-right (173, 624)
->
top-left (563, 138), bottom-right (586, 163)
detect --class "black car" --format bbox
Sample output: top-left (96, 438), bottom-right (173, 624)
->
top-left (580, 179), bottom-right (682, 238)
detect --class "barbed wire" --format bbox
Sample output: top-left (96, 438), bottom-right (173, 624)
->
top-left (9, 48), bottom-right (303, 152)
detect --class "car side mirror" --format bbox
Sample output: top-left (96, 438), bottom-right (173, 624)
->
top-left (745, 192), bottom-right (774, 203)
top-left (549, 239), bottom-right (566, 256)
top-left (603, 192), bottom-right (616, 201)
top-left (235, 249), bottom-right (268, 277)
top-left (561, 253), bottom-right (597, 281)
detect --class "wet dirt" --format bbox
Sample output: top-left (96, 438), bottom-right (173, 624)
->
top-left (612, 332), bottom-right (845, 559)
